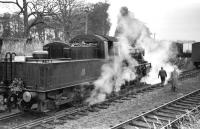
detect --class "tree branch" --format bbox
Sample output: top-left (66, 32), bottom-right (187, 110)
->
top-left (28, 11), bottom-right (38, 18)
top-left (29, 21), bottom-right (45, 30)
top-left (15, 0), bottom-right (23, 11)
top-left (0, 0), bottom-right (23, 14)
top-left (28, 17), bottom-right (45, 31)
top-left (0, 1), bottom-right (16, 4)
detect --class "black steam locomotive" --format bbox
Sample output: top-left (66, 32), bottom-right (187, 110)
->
top-left (0, 34), bottom-right (151, 112)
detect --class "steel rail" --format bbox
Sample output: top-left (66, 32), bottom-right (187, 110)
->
top-left (161, 104), bottom-right (200, 129)
top-left (110, 88), bottom-right (200, 129)
top-left (12, 83), bottom-right (162, 129)
top-left (0, 112), bottom-right (22, 121)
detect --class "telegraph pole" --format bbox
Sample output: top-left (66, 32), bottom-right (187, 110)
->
top-left (85, 12), bottom-right (88, 34)
top-left (84, 7), bottom-right (89, 35)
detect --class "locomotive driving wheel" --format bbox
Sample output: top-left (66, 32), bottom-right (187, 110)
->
top-left (3, 93), bottom-right (18, 112)
top-left (8, 94), bottom-right (18, 107)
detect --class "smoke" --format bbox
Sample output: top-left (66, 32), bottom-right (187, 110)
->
top-left (87, 43), bottom-right (138, 105)
top-left (139, 38), bottom-right (178, 84)
top-left (109, 5), bottom-right (179, 85)
top-left (87, 5), bottom-right (179, 104)
top-left (86, 7), bottom-right (139, 105)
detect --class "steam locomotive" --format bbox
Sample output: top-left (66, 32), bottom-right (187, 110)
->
top-left (0, 34), bottom-right (151, 112)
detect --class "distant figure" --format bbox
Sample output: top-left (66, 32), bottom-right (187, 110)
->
top-left (158, 67), bottom-right (167, 86)
top-left (169, 68), bottom-right (179, 92)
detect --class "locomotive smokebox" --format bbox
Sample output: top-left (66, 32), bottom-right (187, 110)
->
top-left (23, 91), bottom-right (38, 102)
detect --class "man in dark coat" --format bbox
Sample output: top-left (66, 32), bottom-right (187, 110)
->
top-left (158, 67), bottom-right (167, 86)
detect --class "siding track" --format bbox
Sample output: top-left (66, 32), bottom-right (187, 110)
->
top-left (110, 88), bottom-right (200, 129)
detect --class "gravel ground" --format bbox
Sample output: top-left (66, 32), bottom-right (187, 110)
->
top-left (180, 111), bottom-right (200, 129)
top-left (54, 75), bottom-right (200, 129)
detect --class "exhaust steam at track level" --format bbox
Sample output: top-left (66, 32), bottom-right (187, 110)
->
top-left (87, 6), bottom-right (180, 105)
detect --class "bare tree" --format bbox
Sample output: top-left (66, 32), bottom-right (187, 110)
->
top-left (1, 13), bottom-right (11, 38)
top-left (52, 0), bottom-right (85, 41)
top-left (10, 12), bottom-right (24, 38)
top-left (0, 0), bottom-right (56, 38)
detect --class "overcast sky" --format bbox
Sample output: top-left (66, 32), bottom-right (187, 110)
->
top-left (0, 0), bottom-right (200, 41)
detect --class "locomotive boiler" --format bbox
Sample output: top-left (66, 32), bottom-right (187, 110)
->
top-left (0, 34), bottom-right (151, 112)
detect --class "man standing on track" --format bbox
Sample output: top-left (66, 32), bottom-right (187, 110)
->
top-left (169, 68), bottom-right (179, 92)
top-left (158, 67), bottom-right (167, 87)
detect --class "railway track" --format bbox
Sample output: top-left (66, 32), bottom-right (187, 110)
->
top-left (0, 112), bottom-right (22, 121)
top-left (0, 112), bottom-right (44, 128)
top-left (0, 69), bottom-right (199, 129)
top-left (110, 88), bottom-right (200, 129)
top-left (179, 68), bottom-right (200, 80)
top-left (0, 83), bottom-right (161, 129)
top-left (12, 84), bottom-right (162, 129)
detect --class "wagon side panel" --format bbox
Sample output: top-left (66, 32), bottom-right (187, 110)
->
top-left (45, 59), bottom-right (103, 91)
top-left (192, 42), bottom-right (200, 63)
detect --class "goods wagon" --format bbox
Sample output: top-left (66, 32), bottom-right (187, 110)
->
top-left (175, 42), bottom-right (192, 58)
top-left (192, 42), bottom-right (200, 68)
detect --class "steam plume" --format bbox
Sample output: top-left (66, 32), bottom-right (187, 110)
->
top-left (87, 7), bottom-right (143, 105)
top-left (139, 38), bottom-right (178, 84)
top-left (87, 6), bottom-right (178, 105)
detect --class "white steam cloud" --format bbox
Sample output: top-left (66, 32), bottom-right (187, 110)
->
top-left (87, 4), bottom-right (178, 104)
top-left (87, 7), bottom-right (143, 105)
top-left (139, 38), bottom-right (177, 84)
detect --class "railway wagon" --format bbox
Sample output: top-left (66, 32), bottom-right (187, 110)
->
top-left (192, 42), bottom-right (200, 68)
top-left (175, 42), bottom-right (192, 58)
top-left (0, 34), bottom-right (151, 112)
